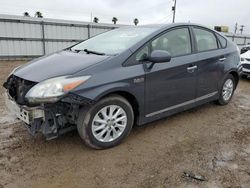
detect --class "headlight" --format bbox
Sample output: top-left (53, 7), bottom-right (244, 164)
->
top-left (25, 75), bottom-right (91, 103)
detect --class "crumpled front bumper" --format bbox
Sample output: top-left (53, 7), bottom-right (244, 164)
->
top-left (4, 91), bottom-right (45, 135)
top-left (4, 89), bottom-right (80, 140)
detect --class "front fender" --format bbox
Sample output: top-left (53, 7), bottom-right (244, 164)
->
top-left (72, 80), bottom-right (144, 106)
top-left (76, 82), bottom-right (132, 101)
top-left (69, 81), bottom-right (145, 122)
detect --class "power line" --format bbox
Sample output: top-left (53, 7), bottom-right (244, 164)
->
top-left (157, 12), bottom-right (174, 24)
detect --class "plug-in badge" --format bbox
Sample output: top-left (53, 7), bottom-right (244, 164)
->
top-left (134, 77), bottom-right (144, 83)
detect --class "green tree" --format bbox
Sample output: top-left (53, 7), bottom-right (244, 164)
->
top-left (112, 17), bottom-right (118, 24)
top-left (134, 18), bottom-right (139, 26)
top-left (93, 17), bottom-right (99, 23)
top-left (35, 11), bottom-right (43, 18)
top-left (23, 12), bottom-right (30, 17)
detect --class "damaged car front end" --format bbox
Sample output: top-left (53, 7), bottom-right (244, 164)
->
top-left (3, 73), bottom-right (92, 140)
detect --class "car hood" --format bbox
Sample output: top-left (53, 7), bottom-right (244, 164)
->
top-left (241, 50), bottom-right (250, 58)
top-left (14, 51), bottom-right (110, 82)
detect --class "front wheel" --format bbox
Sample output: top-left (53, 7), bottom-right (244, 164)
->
top-left (77, 95), bottom-right (134, 149)
top-left (216, 74), bottom-right (235, 105)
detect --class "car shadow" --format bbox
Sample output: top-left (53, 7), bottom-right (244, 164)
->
top-left (36, 102), bottom-right (216, 150)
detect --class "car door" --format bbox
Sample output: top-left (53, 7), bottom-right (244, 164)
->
top-left (144, 27), bottom-right (198, 117)
top-left (191, 27), bottom-right (224, 99)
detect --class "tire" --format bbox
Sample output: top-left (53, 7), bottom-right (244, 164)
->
top-left (77, 95), bottom-right (134, 149)
top-left (216, 74), bottom-right (236, 105)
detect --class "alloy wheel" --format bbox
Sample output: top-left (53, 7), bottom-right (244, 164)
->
top-left (91, 105), bottom-right (127, 142)
top-left (222, 79), bottom-right (234, 101)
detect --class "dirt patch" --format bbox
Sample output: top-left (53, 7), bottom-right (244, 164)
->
top-left (0, 60), bottom-right (250, 188)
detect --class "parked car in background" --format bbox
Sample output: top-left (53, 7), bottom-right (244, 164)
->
top-left (240, 50), bottom-right (250, 78)
top-left (3, 23), bottom-right (241, 149)
top-left (241, 44), bottom-right (250, 54)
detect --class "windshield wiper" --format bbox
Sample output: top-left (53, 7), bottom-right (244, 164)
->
top-left (67, 48), bottom-right (105, 55)
top-left (83, 49), bottom-right (105, 55)
top-left (65, 48), bottom-right (81, 53)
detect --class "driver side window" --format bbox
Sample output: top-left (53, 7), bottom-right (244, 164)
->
top-left (151, 28), bottom-right (191, 57)
top-left (134, 27), bottom-right (192, 63)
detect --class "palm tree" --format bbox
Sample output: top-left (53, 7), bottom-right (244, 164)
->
top-left (23, 12), bottom-right (30, 17)
top-left (134, 18), bottom-right (139, 26)
top-left (35, 11), bottom-right (43, 18)
top-left (93, 17), bottom-right (99, 23)
top-left (112, 17), bottom-right (118, 24)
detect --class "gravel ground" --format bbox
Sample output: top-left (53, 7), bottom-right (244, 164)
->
top-left (0, 61), bottom-right (250, 188)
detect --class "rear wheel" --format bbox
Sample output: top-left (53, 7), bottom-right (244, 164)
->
top-left (77, 95), bottom-right (134, 149)
top-left (216, 74), bottom-right (235, 105)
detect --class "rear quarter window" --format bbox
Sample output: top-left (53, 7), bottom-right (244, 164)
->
top-left (216, 33), bottom-right (227, 48)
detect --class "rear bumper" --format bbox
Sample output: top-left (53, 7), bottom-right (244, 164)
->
top-left (242, 69), bottom-right (250, 74)
top-left (241, 64), bottom-right (250, 77)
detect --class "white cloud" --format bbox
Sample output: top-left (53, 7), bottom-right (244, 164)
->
top-left (0, 0), bottom-right (249, 33)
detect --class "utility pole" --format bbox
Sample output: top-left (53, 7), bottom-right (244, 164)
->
top-left (240, 25), bottom-right (245, 34)
top-left (234, 23), bottom-right (238, 34)
top-left (172, 0), bottom-right (177, 23)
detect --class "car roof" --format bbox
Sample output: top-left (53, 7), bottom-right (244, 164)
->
top-left (124, 23), bottom-right (210, 30)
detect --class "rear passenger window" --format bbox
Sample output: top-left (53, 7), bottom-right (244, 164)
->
top-left (216, 33), bottom-right (227, 48)
top-left (151, 28), bottom-right (191, 57)
top-left (194, 28), bottom-right (218, 52)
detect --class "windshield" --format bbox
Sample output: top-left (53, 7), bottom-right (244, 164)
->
top-left (71, 27), bottom-right (158, 55)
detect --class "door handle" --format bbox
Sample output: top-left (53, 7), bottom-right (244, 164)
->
top-left (187, 65), bottom-right (197, 73)
top-left (219, 57), bottom-right (226, 62)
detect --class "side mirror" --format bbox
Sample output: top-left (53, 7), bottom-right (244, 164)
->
top-left (147, 50), bottom-right (171, 63)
